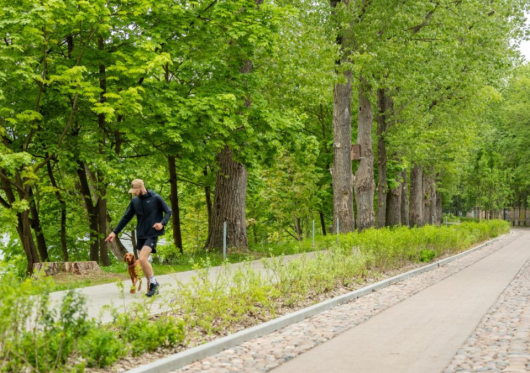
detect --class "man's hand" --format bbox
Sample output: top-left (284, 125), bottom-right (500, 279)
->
top-left (153, 223), bottom-right (163, 231)
top-left (105, 232), bottom-right (116, 242)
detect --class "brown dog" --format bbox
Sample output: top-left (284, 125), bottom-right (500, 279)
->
top-left (123, 252), bottom-right (143, 294)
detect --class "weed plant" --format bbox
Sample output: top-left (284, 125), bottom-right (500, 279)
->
top-left (0, 272), bottom-right (185, 372)
top-left (0, 220), bottom-right (509, 372)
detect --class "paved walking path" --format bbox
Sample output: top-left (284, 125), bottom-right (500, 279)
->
top-left (49, 252), bottom-right (312, 323)
top-left (175, 229), bottom-right (530, 373)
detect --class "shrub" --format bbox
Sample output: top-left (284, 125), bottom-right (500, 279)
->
top-left (0, 220), bottom-right (509, 372)
top-left (419, 249), bottom-right (436, 262)
top-left (76, 325), bottom-right (126, 368)
top-left (0, 273), bottom-right (90, 373)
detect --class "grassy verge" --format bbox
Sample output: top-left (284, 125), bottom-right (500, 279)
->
top-left (50, 235), bottom-right (331, 291)
top-left (0, 220), bottom-right (509, 373)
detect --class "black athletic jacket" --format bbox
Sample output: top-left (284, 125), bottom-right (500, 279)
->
top-left (113, 190), bottom-right (172, 239)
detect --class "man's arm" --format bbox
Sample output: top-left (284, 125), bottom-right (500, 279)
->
top-left (112, 201), bottom-right (136, 234)
top-left (158, 195), bottom-right (172, 226)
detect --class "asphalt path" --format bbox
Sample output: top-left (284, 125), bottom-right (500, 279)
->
top-left (49, 252), bottom-right (312, 323)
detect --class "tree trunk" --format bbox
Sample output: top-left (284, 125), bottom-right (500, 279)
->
top-left (0, 171), bottom-right (38, 273)
top-left (409, 166), bottom-right (424, 227)
top-left (106, 225), bottom-right (128, 259)
top-left (97, 36), bottom-right (110, 266)
top-left (423, 172), bottom-right (434, 225)
top-left (386, 176), bottom-right (402, 227)
top-left (376, 89), bottom-right (392, 228)
top-left (401, 170), bottom-right (410, 227)
top-left (27, 185), bottom-right (48, 262)
top-left (14, 169), bottom-right (48, 262)
top-left (76, 161), bottom-right (99, 262)
top-left (168, 155), bottom-right (184, 254)
top-left (205, 146), bottom-right (248, 250)
top-left (330, 0), bottom-right (355, 234)
top-left (354, 79), bottom-right (376, 231)
top-left (204, 166), bottom-right (212, 227)
top-left (97, 184), bottom-right (110, 266)
top-left (47, 160), bottom-right (68, 261)
top-left (436, 190), bottom-right (442, 226)
top-left (429, 182), bottom-right (437, 225)
top-left (319, 211), bottom-right (327, 236)
top-left (295, 217), bottom-right (302, 241)
top-left (20, 212), bottom-right (39, 275)
top-left (331, 69), bottom-right (355, 233)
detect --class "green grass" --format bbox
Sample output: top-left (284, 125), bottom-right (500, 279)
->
top-left (4, 220), bottom-right (509, 372)
top-left (49, 235), bottom-right (329, 291)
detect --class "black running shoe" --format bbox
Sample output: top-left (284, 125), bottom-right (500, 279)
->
top-left (146, 281), bottom-right (159, 297)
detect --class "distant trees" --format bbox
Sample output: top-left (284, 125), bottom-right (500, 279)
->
top-left (0, 0), bottom-right (527, 273)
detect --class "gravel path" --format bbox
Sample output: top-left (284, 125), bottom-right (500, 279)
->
top-left (174, 232), bottom-right (521, 373)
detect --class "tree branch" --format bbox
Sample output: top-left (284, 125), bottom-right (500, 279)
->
top-left (0, 194), bottom-right (11, 209)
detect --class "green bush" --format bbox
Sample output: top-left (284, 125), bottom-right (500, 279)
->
top-left (419, 249), bottom-right (436, 262)
top-left (77, 325), bottom-right (126, 368)
top-left (0, 273), bottom-right (90, 373)
top-left (111, 301), bottom-right (185, 356)
top-left (0, 270), bottom-right (186, 372)
top-left (0, 220), bottom-right (509, 372)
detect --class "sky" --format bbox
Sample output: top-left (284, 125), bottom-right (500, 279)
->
top-left (520, 13), bottom-right (530, 61)
top-left (520, 38), bottom-right (530, 61)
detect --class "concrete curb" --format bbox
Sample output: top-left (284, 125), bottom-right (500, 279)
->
top-left (127, 233), bottom-right (509, 373)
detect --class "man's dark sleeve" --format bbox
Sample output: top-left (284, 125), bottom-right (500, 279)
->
top-left (158, 195), bottom-right (172, 226)
top-left (113, 201), bottom-right (135, 234)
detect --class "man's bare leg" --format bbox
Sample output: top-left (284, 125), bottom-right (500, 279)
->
top-left (138, 246), bottom-right (159, 296)
top-left (138, 245), bottom-right (153, 278)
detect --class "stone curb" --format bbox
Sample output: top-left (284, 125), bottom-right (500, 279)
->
top-left (127, 233), bottom-right (508, 373)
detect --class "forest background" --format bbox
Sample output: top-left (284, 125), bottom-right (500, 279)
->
top-left (1, 0), bottom-right (530, 276)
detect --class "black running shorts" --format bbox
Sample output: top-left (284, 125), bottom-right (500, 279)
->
top-left (137, 237), bottom-right (158, 254)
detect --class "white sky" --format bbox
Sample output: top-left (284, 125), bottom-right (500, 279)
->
top-left (520, 13), bottom-right (530, 61)
top-left (520, 38), bottom-right (530, 61)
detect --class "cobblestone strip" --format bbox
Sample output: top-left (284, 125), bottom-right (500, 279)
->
top-left (175, 233), bottom-right (519, 373)
top-left (444, 239), bottom-right (530, 373)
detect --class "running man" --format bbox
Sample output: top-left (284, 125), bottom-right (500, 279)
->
top-left (106, 179), bottom-right (172, 297)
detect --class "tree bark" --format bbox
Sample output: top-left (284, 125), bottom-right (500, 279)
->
top-left (204, 166), bottom-right (212, 227)
top-left (409, 166), bottom-right (424, 227)
top-left (331, 69), bottom-right (355, 233)
top-left (76, 161), bottom-right (99, 262)
top-left (96, 183), bottom-right (110, 266)
top-left (422, 172), bottom-right (436, 225)
top-left (168, 155), bottom-right (183, 254)
top-left (319, 211), bottom-right (327, 236)
top-left (105, 219), bottom-right (128, 259)
top-left (423, 172), bottom-right (431, 225)
top-left (27, 185), bottom-right (48, 262)
top-left (386, 176), bottom-right (402, 227)
top-left (96, 35), bottom-right (110, 266)
top-left (354, 79), bottom-right (376, 231)
top-left (401, 170), bottom-right (410, 227)
top-left (205, 146), bottom-right (248, 250)
top-left (330, 0), bottom-right (355, 234)
top-left (20, 211), bottom-right (39, 275)
top-left (376, 89), bottom-right (392, 228)
top-left (436, 189), bottom-right (442, 225)
top-left (47, 160), bottom-right (68, 261)
top-left (0, 170), bottom-right (38, 273)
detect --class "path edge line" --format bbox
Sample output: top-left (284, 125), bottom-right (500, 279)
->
top-left (127, 232), bottom-right (509, 373)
